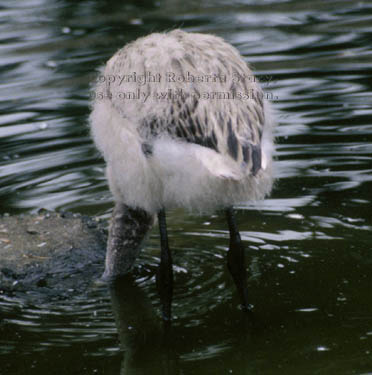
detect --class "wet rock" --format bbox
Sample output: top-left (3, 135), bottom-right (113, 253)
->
top-left (0, 212), bottom-right (107, 300)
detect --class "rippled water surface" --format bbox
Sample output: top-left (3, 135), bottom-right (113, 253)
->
top-left (1, 0), bottom-right (372, 374)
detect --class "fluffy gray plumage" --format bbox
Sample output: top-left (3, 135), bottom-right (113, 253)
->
top-left (91, 29), bottom-right (275, 214)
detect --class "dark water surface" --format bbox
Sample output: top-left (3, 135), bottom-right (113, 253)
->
top-left (1, 0), bottom-right (372, 374)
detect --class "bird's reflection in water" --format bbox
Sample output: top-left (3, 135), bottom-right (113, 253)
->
top-left (108, 273), bottom-right (259, 374)
top-left (109, 276), bottom-right (178, 374)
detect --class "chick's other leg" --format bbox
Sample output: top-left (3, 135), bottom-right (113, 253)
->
top-left (156, 209), bottom-right (173, 322)
top-left (225, 207), bottom-right (250, 311)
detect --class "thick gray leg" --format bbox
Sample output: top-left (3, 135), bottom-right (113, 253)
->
top-left (225, 207), bottom-right (250, 311)
top-left (156, 209), bottom-right (173, 322)
top-left (102, 202), bottom-right (153, 281)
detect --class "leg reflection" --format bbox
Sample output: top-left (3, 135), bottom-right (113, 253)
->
top-left (109, 276), bottom-right (177, 374)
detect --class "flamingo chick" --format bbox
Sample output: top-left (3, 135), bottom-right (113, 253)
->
top-left (90, 29), bottom-right (275, 320)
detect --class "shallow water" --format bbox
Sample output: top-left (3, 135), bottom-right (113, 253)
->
top-left (1, 0), bottom-right (372, 374)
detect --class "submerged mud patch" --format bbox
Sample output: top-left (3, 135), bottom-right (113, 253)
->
top-left (0, 212), bottom-right (107, 301)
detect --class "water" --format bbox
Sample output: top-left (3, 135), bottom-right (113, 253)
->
top-left (1, 0), bottom-right (372, 374)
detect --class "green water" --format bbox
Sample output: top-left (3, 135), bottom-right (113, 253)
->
top-left (1, 0), bottom-right (372, 374)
